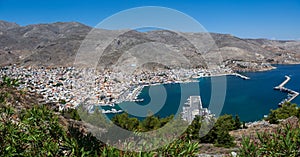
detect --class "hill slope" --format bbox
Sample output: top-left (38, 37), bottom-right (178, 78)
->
top-left (0, 20), bottom-right (300, 71)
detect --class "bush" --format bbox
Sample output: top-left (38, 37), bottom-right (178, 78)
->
top-left (0, 76), bottom-right (20, 87)
top-left (111, 113), bottom-right (174, 132)
top-left (0, 105), bottom-right (67, 156)
top-left (99, 138), bottom-right (199, 157)
top-left (240, 124), bottom-right (300, 156)
top-left (265, 102), bottom-right (299, 124)
top-left (0, 105), bottom-right (103, 156)
top-left (185, 115), bottom-right (236, 148)
top-left (62, 108), bottom-right (81, 121)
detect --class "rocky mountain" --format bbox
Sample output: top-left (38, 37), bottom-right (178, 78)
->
top-left (0, 21), bottom-right (91, 66)
top-left (0, 20), bottom-right (19, 31)
top-left (0, 20), bottom-right (300, 71)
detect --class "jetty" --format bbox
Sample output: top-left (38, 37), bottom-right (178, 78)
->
top-left (232, 73), bottom-right (250, 80)
top-left (274, 75), bottom-right (290, 90)
top-left (274, 75), bottom-right (299, 106)
top-left (182, 96), bottom-right (211, 123)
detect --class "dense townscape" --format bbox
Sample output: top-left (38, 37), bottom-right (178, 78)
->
top-left (0, 65), bottom-right (233, 113)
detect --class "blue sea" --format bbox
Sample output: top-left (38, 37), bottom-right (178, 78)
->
top-left (102, 64), bottom-right (300, 122)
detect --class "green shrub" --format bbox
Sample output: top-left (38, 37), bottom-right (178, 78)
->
top-left (240, 124), bottom-right (300, 156)
top-left (0, 105), bottom-right (101, 156)
top-left (0, 105), bottom-right (66, 156)
top-left (62, 108), bottom-right (81, 121)
top-left (0, 76), bottom-right (20, 87)
top-left (265, 102), bottom-right (299, 124)
top-left (185, 115), bottom-right (236, 148)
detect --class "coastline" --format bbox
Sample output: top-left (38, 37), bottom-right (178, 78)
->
top-left (123, 72), bottom-right (250, 105)
top-left (122, 64), bottom-right (300, 122)
top-left (2, 64), bottom-right (298, 117)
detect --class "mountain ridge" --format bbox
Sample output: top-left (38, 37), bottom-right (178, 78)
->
top-left (1, 20), bottom-right (300, 71)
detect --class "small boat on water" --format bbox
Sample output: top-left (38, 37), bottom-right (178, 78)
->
top-left (133, 99), bottom-right (144, 102)
top-left (102, 108), bottom-right (123, 114)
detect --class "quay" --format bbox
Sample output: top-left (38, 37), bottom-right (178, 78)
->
top-left (232, 73), bottom-right (250, 80)
top-left (274, 75), bottom-right (299, 106)
top-left (182, 96), bottom-right (211, 123)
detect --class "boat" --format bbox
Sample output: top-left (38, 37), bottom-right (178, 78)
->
top-left (133, 98), bottom-right (144, 102)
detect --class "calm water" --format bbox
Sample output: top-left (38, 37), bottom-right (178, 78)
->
top-left (103, 64), bottom-right (300, 122)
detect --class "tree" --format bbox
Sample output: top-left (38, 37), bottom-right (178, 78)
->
top-left (214, 129), bottom-right (235, 148)
top-left (186, 115), bottom-right (202, 140)
top-left (62, 108), bottom-right (81, 121)
top-left (70, 108), bottom-right (81, 121)
top-left (242, 121), bottom-right (247, 129)
top-left (111, 113), bottom-right (139, 131)
top-left (266, 110), bottom-right (279, 124)
top-left (234, 115), bottom-right (241, 129)
top-left (141, 115), bottom-right (161, 131)
top-left (198, 115), bottom-right (236, 147)
top-left (215, 114), bottom-right (235, 131)
top-left (265, 102), bottom-right (299, 124)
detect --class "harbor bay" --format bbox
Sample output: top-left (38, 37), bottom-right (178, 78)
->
top-left (113, 64), bottom-right (300, 122)
top-left (2, 64), bottom-right (300, 122)
top-left (1, 2), bottom-right (300, 155)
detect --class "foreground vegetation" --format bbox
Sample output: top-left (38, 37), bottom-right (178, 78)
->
top-left (1, 104), bottom-right (240, 156)
top-left (0, 78), bottom-right (201, 156)
top-left (265, 102), bottom-right (300, 124)
top-left (240, 123), bottom-right (300, 156)
top-left (0, 77), bottom-right (239, 156)
top-left (240, 102), bottom-right (300, 156)
top-left (1, 76), bottom-right (300, 156)
top-left (1, 105), bottom-right (201, 156)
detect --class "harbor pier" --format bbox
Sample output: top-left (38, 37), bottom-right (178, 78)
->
top-left (274, 75), bottom-right (291, 90)
top-left (274, 75), bottom-right (299, 106)
top-left (182, 96), bottom-right (211, 123)
top-left (232, 73), bottom-right (250, 80)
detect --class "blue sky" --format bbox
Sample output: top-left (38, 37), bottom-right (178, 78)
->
top-left (0, 0), bottom-right (299, 40)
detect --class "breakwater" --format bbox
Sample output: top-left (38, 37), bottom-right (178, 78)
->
top-left (274, 75), bottom-right (299, 106)
top-left (232, 73), bottom-right (250, 80)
